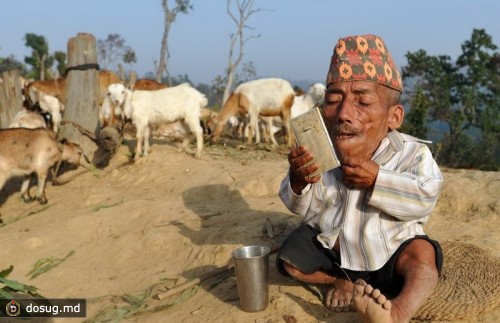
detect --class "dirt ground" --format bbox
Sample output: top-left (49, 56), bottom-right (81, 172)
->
top-left (0, 133), bottom-right (499, 323)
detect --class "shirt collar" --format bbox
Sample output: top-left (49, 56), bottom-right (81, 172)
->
top-left (372, 130), bottom-right (403, 165)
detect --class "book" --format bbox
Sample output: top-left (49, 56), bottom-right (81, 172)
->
top-left (290, 107), bottom-right (341, 177)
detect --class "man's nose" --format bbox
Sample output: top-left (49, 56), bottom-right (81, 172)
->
top-left (337, 99), bottom-right (355, 123)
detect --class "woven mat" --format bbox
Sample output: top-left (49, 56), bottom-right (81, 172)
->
top-left (414, 241), bottom-right (500, 320)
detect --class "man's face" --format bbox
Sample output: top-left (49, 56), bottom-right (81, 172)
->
top-left (322, 81), bottom-right (399, 161)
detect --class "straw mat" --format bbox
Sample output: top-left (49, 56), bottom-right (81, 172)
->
top-left (414, 241), bottom-right (500, 320)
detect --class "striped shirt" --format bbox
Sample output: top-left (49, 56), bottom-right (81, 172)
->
top-left (279, 130), bottom-right (443, 271)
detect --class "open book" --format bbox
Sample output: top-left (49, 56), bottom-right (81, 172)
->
top-left (290, 107), bottom-right (341, 177)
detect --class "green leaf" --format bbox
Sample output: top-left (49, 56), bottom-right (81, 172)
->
top-left (0, 276), bottom-right (39, 296)
top-left (0, 265), bottom-right (14, 278)
top-left (92, 200), bottom-right (124, 212)
top-left (0, 288), bottom-right (13, 299)
top-left (0, 277), bottom-right (28, 291)
top-left (121, 292), bottom-right (147, 305)
top-left (27, 250), bottom-right (75, 280)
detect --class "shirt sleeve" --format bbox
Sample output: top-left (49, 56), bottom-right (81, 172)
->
top-left (368, 144), bottom-right (443, 221)
top-left (278, 170), bottom-right (314, 216)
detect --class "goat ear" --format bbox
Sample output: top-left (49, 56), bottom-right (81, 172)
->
top-left (100, 96), bottom-right (110, 126)
top-left (125, 88), bottom-right (133, 102)
top-left (122, 88), bottom-right (133, 115)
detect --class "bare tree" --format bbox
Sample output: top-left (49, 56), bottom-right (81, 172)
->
top-left (222, 0), bottom-right (265, 106)
top-left (156, 0), bottom-right (193, 84)
top-left (97, 33), bottom-right (136, 71)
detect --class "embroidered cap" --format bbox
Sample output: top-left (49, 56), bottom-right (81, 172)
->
top-left (326, 34), bottom-right (403, 93)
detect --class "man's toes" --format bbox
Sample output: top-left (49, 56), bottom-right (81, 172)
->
top-left (325, 288), bottom-right (334, 303)
top-left (372, 288), bottom-right (381, 298)
top-left (353, 280), bottom-right (366, 298)
top-left (382, 301), bottom-right (392, 310)
top-left (375, 292), bottom-right (387, 305)
top-left (364, 283), bottom-right (374, 294)
top-left (333, 300), bottom-right (344, 312)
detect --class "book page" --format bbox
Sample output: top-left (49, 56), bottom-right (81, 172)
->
top-left (290, 107), bottom-right (341, 177)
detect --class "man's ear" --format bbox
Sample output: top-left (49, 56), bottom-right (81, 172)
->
top-left (388, 104), bottom-right (404, 130)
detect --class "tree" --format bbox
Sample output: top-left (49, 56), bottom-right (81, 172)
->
top-left (24, 33), bottom-right (53, 80)
top-left (97, 33), bottom-right (137, 71)
top-left (156, 0), bottom-right (193, 84)
top-left (221, 0), bottom-right (266, 106)
top-left (0, 55), bottom-right (27, 75)
top-left (402, 29), bottom-right (500, 170)
top-left (53, 51), bottom-right (66, 77)
top-left (212, 60), bottom-right (257, 109)
top-left (168, 73), bottom-right (192, 86)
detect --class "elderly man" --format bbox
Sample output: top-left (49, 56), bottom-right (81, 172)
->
top-left (278, 34), bottom-right (443, 323)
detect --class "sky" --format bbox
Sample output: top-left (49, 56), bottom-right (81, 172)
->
top-left (1, 0), bottom-right (499, 86)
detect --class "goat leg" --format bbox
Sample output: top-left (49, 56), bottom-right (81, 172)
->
top-left (20, 175), bottom-right (34, 202)
top-left (51, 161), bottom-right (62, 186)
top-left (35, 173), bottom-right (48, 205)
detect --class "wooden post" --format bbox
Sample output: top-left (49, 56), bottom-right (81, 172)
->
top-left (0, 70), bottom-right (23, 128)
top-left (59, 33), bottom-right (100, 161)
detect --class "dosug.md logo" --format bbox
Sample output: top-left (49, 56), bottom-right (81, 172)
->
top-left (6, 300), bottom-right (21, 317)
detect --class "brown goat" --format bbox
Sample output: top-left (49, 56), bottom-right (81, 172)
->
top-left (131, 79), bottom-right (169, 91)
top-left (0, 128), bottom-right (88, 222)
top-left (25, 70), bottom-right (122, 105)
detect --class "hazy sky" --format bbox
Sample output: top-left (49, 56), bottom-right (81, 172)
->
top-left (1, 0), bottom-right (499, 85)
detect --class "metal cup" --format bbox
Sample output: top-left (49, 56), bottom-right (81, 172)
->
top-left (232, 245), bottom-right (270, 312)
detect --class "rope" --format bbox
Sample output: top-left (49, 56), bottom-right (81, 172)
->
top-left (64, 63), bottom-right (100, 76)
top-left (414, 241), bottom-right (500, 320)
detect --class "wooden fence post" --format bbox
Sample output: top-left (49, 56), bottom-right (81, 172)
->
top-left (0, 70), bottom-right (23, 128)
top-left (59, 32), bottom-right (100, 161)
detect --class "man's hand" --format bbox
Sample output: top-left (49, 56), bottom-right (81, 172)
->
top-left (341, 157), bottom-right (379, 189)
top-left (288, 146), bottom-right (321, 194)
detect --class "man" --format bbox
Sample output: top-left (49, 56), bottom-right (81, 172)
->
top-left (278, 34), bottom-right (444, 323)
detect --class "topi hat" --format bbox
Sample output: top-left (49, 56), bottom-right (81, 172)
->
top-left (326, 34), bottom-right (403, 93)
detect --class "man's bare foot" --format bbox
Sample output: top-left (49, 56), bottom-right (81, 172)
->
top-left (351, 279), bottom-right (392, 323)
top-left (324, 278), bottom-right (354, 312)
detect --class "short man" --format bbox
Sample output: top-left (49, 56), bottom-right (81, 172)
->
top-left (278, 34), bottom-right (444, 323)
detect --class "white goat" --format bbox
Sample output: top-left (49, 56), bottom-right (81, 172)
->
top-left (246, 83), bottom-right (325, 144)
top-left (211, 78), bottom-right (296, 146)
top-left (26, 86), bottom-right (65, 133)
top-left (157, 107), bottom-right (216, 139)
top-left (106, 83), bottom-right (207, 159)
top-left (9, 108), bottom-right (47, 129)
top-left (291, 83), bottom-right (326, 118)
top-left (99, 89), bottom-right (123, 127)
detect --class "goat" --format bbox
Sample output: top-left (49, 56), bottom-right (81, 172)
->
top-left (0, 128), bottom-right (88, 221)
top-left (290, 83), bottom-right (325, 118)
top-left (9, 108), bottom-right (47, 129)
top-left (24, 86), bottom-right (64, 133)
top-left (106, 83), bottom-right (207, 159)
top-left (25, 70), bottom-right (122, 105)
top-left (131, 79), bottom-right (168, 91)
top-left (99, 84), bottom-right (123, 127)
top-left (211, 78), bottom-right (296, 146)
top-left (100, 79), bottom-right (169, 127)
top-left (247, 83), bottom-right (326, 145)
top-left (156, 107), bottom-right (216, 143)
